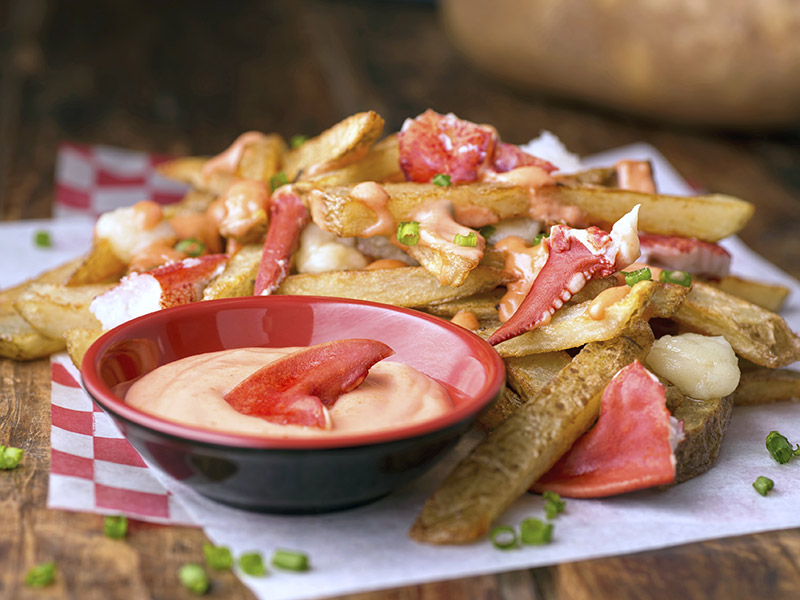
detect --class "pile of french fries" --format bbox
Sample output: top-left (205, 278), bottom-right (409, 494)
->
top-left (3, 110), bottom-right (799, 544)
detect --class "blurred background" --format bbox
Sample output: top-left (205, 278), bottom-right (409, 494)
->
top-left (1, 0), bottom-right (798, 269)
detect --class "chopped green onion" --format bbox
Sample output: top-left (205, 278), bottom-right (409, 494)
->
top-left (454, 231), bottom-right (478, 247)
top-left (104, 515), bottom-right (128, 539)
top-left (396, 221), bottom-right (420, 246)
top-left (203, 543), bottom-right (234, 570)
top-left (624, 267), bottom-right (652, 286)
top-left (34, 230), bottom-right (52, 248)
top-left (178, 563), bottom-right (209, 595)
top-left (175, 238), bottom-right (206, 257)
top-left (25, 561), bottom-right (56, 587)
top-left (542, 490), bottom-right (566, 520)
top-left (238, 552), bottom-right (268, 577)
top-left (479, 225), bottom-right (496, 239)
top-left (432, 173), bottom-right (452, 187)
top-left (520, 518), bottom-right (553, 545)
top-left (765, 431), bottom-right (798, 464)
top-left (753, 476), bottom-right (774, 496)
top-left (490, 525), bottom-right (517, 550)
top-left (289, 134), bottom-right (308, 149)
top-left (270, 171), bottom-right (288, 192)
top-left (0, 445), bottom-right (23, 469)
top-left (532, 231), bottom-right (550, 246)
top-left (271, 549), bottom-right (310, 572)
top-left (659, 269), bottom-right (692, 287)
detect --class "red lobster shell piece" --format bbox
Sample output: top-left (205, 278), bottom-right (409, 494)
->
top-left (531, 360), bottom-right (684, 498)
top-left (638, 233), bottom-right (731, 279)
top-left (254, 188), bottom-right (310, 296)
top-left (487, 207), bottom-right (641, 346)
top-left (397, 110), bottom-right (555, 183)
top-left (224, 339), bottom-right (395, 428)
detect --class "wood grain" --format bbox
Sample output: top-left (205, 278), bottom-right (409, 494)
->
top-left (1, 0), bottom-right (799, 598)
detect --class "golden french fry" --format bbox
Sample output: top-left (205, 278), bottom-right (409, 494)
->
top-left (673, 394), bottom-right (734, 484)
top-left (65, 327), bottom-right (104, 370)
top-left (554, 166), bottom-right (617, 188)
top-left (477, 386), bottom-right (524, 432)
top-left (505, 351), bottom-right (573, 400)
top-left (298, 181), bottom-right (531, 238)
top-left (646, 281), bottom-right (691, 319)
top-left (709, 275), bottom-right (790, 313)
top-left (423, 289), bottom-right (503, 320)
top-left (305, 135), bottom-right (403, 186)
top-left (202, 244), bottom-right (263, 300)
top-left (410, 319), bottom-right (654, 544)
top-left (163, 189), bottom-right (219, 218)
top-left (0, 257), bottom-right (84, 303)
top-left (14, 283), bottom-right (111, 341)
top-left (286, 111), bottom-right (385, 181)
top-left (539, 186), bottom-right (754, 242)
top-left (0, 303), bottom-right (65, 360)
top-left (67, 238), bottom-right (127, 285)
top-left (484, 280), bottom-right (656, 357)
top-left (277, 266), bottom-right (511, 308)
top-left (732, 367), bottom-right (800, 406)
top-left (673, 281), bottom-right (800, 368)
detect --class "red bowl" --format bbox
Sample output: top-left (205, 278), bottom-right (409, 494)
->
top-left (82, 296), bottom-right (505, 512)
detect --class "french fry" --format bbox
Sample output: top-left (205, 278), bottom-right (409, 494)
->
top-left (732, 367), bottom-right (800, 406)
top-left (477, 386), bottom-right (524, 432)
top-left (0, 257), bottom-right (84, 303)
top-left (67, 238), bottom-right (127, 285)
top-left (298, 182), bottom-right (531, 238)
top-left (673, 281), bottom-right (800, 368)
top-left (13, 283), bottom-right (111, 340)
top-left (0, 304), bottom-right (64, 360)
top-left (539, 186), bottom-right (754, 242)
top-left (484, 280), bottom-right (656, 357)
top-left (305, 135), bottom-right (403, 186)
top-left (286, 111), bottom-right (385, 181)
top-left (410, 319), bottom-right (654, 544)
top-left (202, 244), bottom-right (263, 300)
top-left (277, 266), bottom-right (511, 307)
top-left (646, 281), bottom-right (691, 319)
top-left (423, 289), bottom-right (503, 320)
top-left (163, 189), bottom-right (218, 218)
top-left (65, 327), bottom-right (104, 370)
top-left (709, 275), bottom-right (790, 313)
top-left (672, 394), bottom-right (734, 484)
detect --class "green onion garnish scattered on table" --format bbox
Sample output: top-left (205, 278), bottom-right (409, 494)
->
top-left (203, 543), bottom-right (234, 570)
top-left (271, 549), bottom-right (310, 572)
top-left (753, 476), bottom-right (774, 496)
top-left (25, 561), bottom-right (56, 587)
top-left (765, 430), bottom-right (800, 464)
top-left (104, 515), bottom-right (128, 539)
top-left (454, 231), bottom-right (477, 247)
top-left (542, 490), bottom-right (566, 520)
top-left (179, 563), bottom-right (210, 595)
top-left (490, 525), bottom-right (518, 550)
top-left (520, 517), bottom-right (553, 545)
top-left (238, 552), bottom-right (268, 576)
top-left (432, 173), bottom-right (452, 187)
top-left (34, 230), bottom-right (52, 248)
top-left (624, 267), bottom-right (652, 286)
top-left (0, 445), bottom-right (23, 470)
top-left (396, 221), bottom-right (420, 246)
top-left (659, 269), bottom-right (692, 287)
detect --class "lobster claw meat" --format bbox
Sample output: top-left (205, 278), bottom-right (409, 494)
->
top-left (90, 254), bottom-right (228, 330)
top-left (254, 188), bottom-right (310, 295)
top-left (531, 360), bottom-right (685, 498)
top-left (224, 339), bottom-right (395, 428)
top-left (488, 206), bottom-right (641, 346)
top-left (397, 109), bottom-right (554, 184)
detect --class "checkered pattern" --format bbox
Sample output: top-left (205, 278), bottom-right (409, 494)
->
top-left (48, 354), bottom-right (195, 525)
top-left (55, 143), bottom-right (188, 219)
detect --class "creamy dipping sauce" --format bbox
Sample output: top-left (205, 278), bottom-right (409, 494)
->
top-left (125, 347), bottom-right (453, 438)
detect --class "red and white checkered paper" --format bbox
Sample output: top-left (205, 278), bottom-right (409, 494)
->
top-left (55, 142), bottom-right (188, 219)
top-left (48, 143), bottom-right (193, 524)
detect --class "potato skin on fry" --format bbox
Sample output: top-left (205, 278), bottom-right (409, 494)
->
top-left (410, 319), bottom-right (654, 544)
top-left (733, 367), bottom-right (800, 406)
top-left (672, 394), bottom-right (734, 484)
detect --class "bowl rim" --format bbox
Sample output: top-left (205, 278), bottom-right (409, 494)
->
top-left (81, 295), bottom-right (506, 450)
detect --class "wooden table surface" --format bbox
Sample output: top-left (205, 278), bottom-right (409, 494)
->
top-left (2, 1), bottom-right (799, 598)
